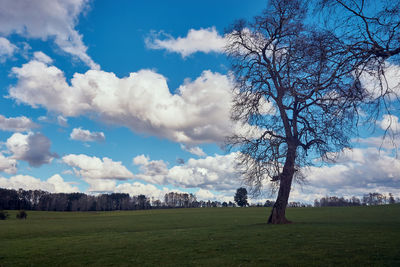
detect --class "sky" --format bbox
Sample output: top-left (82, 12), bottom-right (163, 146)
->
top-left (0, 0), bottom-right (399, 204)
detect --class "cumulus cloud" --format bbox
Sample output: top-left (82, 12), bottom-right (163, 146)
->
top-left (180, 144), bottom-right (206, 157)
top-left (268, 142), bottom-right (400, 203)
top-left (0, 37), bottom-right (17, 61)
top-left (0, 174), bottom-right (79, 193)
top-left (70, 127), bottom-right (105, 142)
top-left (62, 154), bottom-right (134, 180)
top-left (167, 152), bottom-right (242, 190)
top-left (195, 188), bottom-right (216, 201)
top-left (115, 182), bottom-right (171, 200)
top-left (6, 132), bottom-right (57, 167)
top-left (146, 27), bottom-right (226, 57)
top-left (47, 174), bottom-right (80, 193)
top-left (379, 114), bottom-right (400, 133)
top-left (83, 178), bottom-right (116, 193)
top-left (304, 147), bottom-right (400, 192)
top-left (0, 153), bottom-right (17, 174)
top-left (360, 62), bottom-right (400, 100)
top-left (132, 154), bottom-right (169, 184)
top-left (133, 152), bottom-right (242, 191)
top-left (131, 144), bottom-right (400, 202)
top-left (9, 57), bottom-right (260, 144)
top-left (33, 51), bottom-right (53, 64)
top-left (0, 0), bottom-right (98, 69)
top-left (0, 115), bottom-right (38, 132)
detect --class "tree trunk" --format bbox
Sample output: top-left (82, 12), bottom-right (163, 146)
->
top-left (268, 146), bottom-right (296, 224)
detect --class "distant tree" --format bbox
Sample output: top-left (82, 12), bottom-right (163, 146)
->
top-left (350, 196), bottom-right (361, 206)
top-left (163, 192), bottom-right (197, 208)
top-left (222, 202), bottom-right (228, 207)
top-left (137, 195), bottom-right (150, 210)
top-left (16, 210), bottom-right (27, 219)
top-left (264, 200), bottom-right (275, 207)
top-left (228, 201), bottom-right (236, 208)
top-left (388, 193), bottom-right (395, 204)
top-left (0, 210), bottom-right (9, 220)
top-left (152, 199), bottom-right (162, 208)
top-left (234, 187), bottom-right (249, 207)
top-left (363, 193), bottom-right (386, 206)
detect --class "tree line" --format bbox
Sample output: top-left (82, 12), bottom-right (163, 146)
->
top-left (1, 187), bottom-right (397, 211)
top-left (0, 188), bottom-right (150, 211)
top-left (314, 193), bottom-right (398, 207)
top-left (262, 193), bottom-right (399, 208)
top-left (0, 188), bottom-right (236, 211)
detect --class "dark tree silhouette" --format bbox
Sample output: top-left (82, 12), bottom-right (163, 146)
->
top-left (225, 0), bottom-right (400, 223)
top-left (16, 210), bottom-right (27, 219)
top-left (234, 187), bottom-right (249, 207)
top-left (389, 193), bottom-right (395, 204)
top-left (0, 210), bottom-right (9, 220)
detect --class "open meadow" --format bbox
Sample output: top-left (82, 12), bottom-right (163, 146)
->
top-left (1, 205), bottom-right (400, 266)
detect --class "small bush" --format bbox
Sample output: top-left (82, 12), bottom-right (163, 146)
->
top-left (16, 210), bottom-right (27, 219)
top-left (0, 210), bottom-right (9, 220)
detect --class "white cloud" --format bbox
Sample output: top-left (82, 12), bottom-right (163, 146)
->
top-left (0, 0), bottom-right (98, 69)
top-left (0, 153), bottom-right (17, 174)
top-left (0, 174), bottom-right (79, 193)
top-left (62, 169), bottom-right (73, 175)
top-left (132, 154), bottom-right (169, 184)
top-left (38, 116), bottom-right (48, 122)
top-left (195, 188), bottom-right (215, 200)
top-left (360, 62), bottom-right (400, 100)
top-left (78, 176), bottom-right (177, 199)
top-left (132, 145), bottom-right (400, 203)
top-left (357, 136), bottom-right (400, 150)
top-left (70, 127), bottom-right (105, 142)
top-left (180, 144), bottom-right (206, 157)
top-left (115, 182), bottom-right (171, 200)
top-left (6, 132), bottom-right (57, 167)
top-left (379, 114), bottom-right (400, 133)
top-left (37, 115), bottom-right (68, 127)
top-left (84, 178), bottom-right (116, 193)
top-left (62, 154), bottom-right (134, 180)
top-left (83, 178), bottom-right (189, 200)
top-left (167, 152), bottom-right (242, 190)
top-left (133, 152), bottom-right (243, 191)
top-left (9, 58), bottom-right (249, 144)
top-left (57, 115), bottom-right (68, 127)
top-left (304, 147), bottom-right (400, 192)
top-left (2, 144), bottom-right (399, 203)
top-left (0, 37), bottom-right (17, 61)
top-left (33, 51), bottom-right (53, 64)
top-left (47, 174), bottom-right (79, 193)
top-left (0, 115), bottom-right (38, 132)
top-left (146, 27), bottom-right (226, 57)
top-left (263, 142), bottom-right (400, 203)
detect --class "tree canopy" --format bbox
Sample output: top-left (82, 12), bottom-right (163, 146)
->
top-left (234, 187), bottom-right (249, 207)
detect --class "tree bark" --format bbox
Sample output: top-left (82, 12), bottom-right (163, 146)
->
top-left (268, 146), bottom-right (296, 224)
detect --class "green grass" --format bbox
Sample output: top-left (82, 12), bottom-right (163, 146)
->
top-left (1, 205), bottom-right (399, 266)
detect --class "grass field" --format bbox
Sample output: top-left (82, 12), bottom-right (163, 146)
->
top-left (1, 205), bottom-right (399, 266)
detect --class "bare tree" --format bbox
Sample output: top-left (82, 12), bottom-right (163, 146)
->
top-left (225, 0), bottom-right (400, 224)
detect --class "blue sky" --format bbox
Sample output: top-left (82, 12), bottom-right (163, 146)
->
top-left (0, 0), bottom-right (399, 203)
